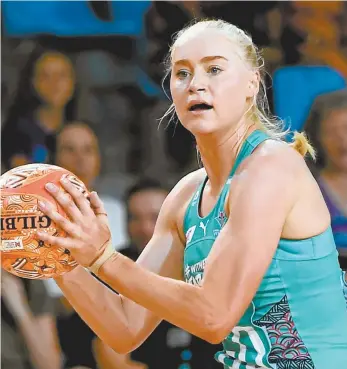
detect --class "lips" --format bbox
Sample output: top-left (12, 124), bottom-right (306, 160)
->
top-left (188, 103), bottom-right (213, 112)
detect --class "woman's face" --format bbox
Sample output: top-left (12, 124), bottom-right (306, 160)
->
top-left (56, 124), bottom-right (100, 188)
top-left (320, 108), bottom-right (347, 172)
top-left (33, 52), bottom-right (75, 108)
top-left (170, 28), bottom-right (258, 138)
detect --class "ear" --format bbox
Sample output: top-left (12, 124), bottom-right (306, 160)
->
top-left (246, 71), bottom-right (260, 98)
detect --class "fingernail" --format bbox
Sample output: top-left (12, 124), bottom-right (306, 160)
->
top-left (38, 200), bottom-right (46, 209)
top-left (45, 183), bottom-right (57, 192)
top-left (60, 177), bottom-right (68, 184)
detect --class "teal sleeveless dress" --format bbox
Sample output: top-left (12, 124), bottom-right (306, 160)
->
top-left (183, 130), bottom-right (347, 369)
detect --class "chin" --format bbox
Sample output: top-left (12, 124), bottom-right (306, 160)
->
top-left (182, 119), bottom-right (220, 136)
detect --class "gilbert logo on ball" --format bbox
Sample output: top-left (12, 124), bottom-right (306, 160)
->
top-left (0, 163), bottom-right (89, 279)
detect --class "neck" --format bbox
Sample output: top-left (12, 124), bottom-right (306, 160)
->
top-left (196, 121), bottom-right (256, 194)
top-left (37, 105), bottom-right (64, 132)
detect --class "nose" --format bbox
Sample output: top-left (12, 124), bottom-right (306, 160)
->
top-left (188, 72), bottom-right (207, 94)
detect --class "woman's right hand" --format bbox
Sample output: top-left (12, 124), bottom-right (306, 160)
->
top-left (37, 179), bottom-right (112, 270)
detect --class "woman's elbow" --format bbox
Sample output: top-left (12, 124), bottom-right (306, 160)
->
top-left (97, 326), bottom-right (136, 354)
top-left (106, 331), bottom-right (147, 354)
top-left (200, 327), bottom-right (229, 345)
top-left (110, 343), bottom-right (132, 355)
top-left (198, 315), bottom-right (232, 344)
top-left (105, 337), bottom-right (134, 355)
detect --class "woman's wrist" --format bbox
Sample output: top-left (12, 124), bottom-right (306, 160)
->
top-left (98, 250), bottom-right (124, 280)
top-left (87, 240), bottom-right (115, 276)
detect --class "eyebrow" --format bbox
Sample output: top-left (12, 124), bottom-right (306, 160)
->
top-left (173, 55), bottom-right (228, 66)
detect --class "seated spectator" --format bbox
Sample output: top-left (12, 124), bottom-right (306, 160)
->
top-left (1, 47), bottom-right (76, 170)
top-left (48, 121), bottom-right (128, 369)
top-left (97, 178), bottom-right (221, 369)
top-left (118, 178), bottom-right (170, 259)
top-left (304, 88), bottom-right (347, 269)
top-left (54, 121), bottom-right (127, 249)
top-left (1, 272), bottom-right (61, 369)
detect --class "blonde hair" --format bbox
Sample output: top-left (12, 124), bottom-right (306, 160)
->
top-left (161, 19), bottom-right (315, 159)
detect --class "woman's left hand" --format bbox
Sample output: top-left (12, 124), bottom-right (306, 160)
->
top-left (37, 178), bottom-right (111, 268)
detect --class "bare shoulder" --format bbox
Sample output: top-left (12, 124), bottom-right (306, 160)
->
top-left (232, 139), bottom-right (330, 238)
top-left (156, 169), bottom-right (206, 233)
top-left (245, 139), bottom-right (307, 176)
top-left (232, 140), bottom-right (304, 198)
top-left (168, 168), bottom-right (206, 203)
top-left (245, 139), bottom-right (323, 196)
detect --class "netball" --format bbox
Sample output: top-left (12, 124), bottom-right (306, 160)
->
top-left (0, 163), bottom-right (88, 279)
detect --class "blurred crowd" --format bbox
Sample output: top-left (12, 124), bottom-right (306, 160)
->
top-left (1, 1), bottom-right (347, 369)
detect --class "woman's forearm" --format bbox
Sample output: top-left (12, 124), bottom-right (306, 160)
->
top-left (55, 266), bottom-right (134, 352)
top-left (99, 253), bottom-right (222, 343)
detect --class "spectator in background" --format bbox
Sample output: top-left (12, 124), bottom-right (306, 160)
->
top-left (96, 178), bottom-right (221, 369)
top-left (305, 88), bottom-right (347, 269)
top-left (1, 272), bottom-right (61, 369)
top-left (47, 121), bottom-right (127, 369)
top-left (1, 47), bottom-right (76, 170)
top-left (119, 178), bottom-right (169, 259)
top-left (54, 121), bottom-right (127, 249)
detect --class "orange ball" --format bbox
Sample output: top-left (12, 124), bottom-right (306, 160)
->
top-left (0, 163), bottom-right (89, 279)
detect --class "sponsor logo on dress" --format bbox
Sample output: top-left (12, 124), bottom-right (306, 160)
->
top-left (185, 225), bottom-right (196, 244)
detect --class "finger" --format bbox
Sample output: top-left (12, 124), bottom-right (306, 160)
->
top-left (60, 177), bottom-right (94, 217)
top-left (38, 200), bottom-right (80, 238)
top-left (45, 182), bottom-right (82, 222)
top-left (36, 230), bottom-right (75, 250)
top-left (90, 191), bottom-right (109, 224)
top-left (89, 191), bottom-right (106, 214)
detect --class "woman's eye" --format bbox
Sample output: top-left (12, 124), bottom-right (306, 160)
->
top-left (176, 70), bottom-right (190, 79)
top-left (208, 66), bottom-right (222, 75)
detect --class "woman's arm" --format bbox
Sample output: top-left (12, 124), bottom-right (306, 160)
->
top-left (93, 337), bottom-right (147, 369)
top-left (48, 174), bottom-right (198, 353)
top-left (54, 228), bottom-right (183, 353)
top-left (39, 146), bottom-right (299, 344)
top-left (95, 148), bottom-right (298, 343)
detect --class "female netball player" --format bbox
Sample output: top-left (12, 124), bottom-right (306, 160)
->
top-left (37, 19), bottom-right (347, 369)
